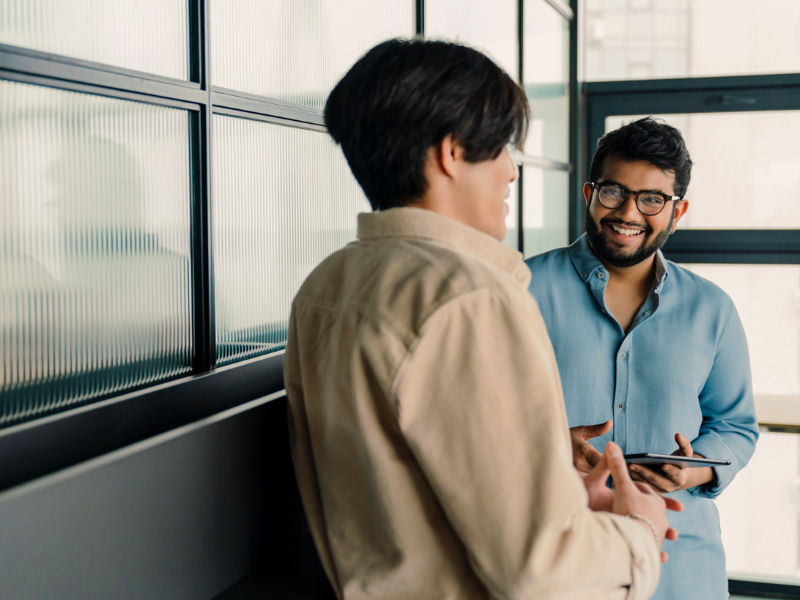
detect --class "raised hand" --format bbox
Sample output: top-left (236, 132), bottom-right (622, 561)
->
top-left (570, 420), bottom-right (612, 477)
top-left (629, 433), bottom-right (714, 493)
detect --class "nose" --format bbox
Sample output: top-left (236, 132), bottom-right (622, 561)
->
top-left (506, 149), bottom-right (519, 183)
top-left (616, 193), bottom-right (641, 223)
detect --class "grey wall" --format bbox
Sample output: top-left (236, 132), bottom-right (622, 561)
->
top-left (0, 392), bottom-right (333, 600)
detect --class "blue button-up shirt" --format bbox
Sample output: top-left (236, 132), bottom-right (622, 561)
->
top-left (526, 234), bottom-right (759, 600)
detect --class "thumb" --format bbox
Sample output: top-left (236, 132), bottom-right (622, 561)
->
top-left (605, 442), bottom-right (634, 489)
top-left (582, 420), bottom-right (613, 440)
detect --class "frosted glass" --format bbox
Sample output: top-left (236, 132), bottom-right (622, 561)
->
top-left (211, 0), bottom-right (413, 108)
top-left (212, 115), bottom-right (369, 365)
top-left (0, 0), bottom-right (188, 80)
top-left (426, 0), bottom-right (518, 80)
top-left (0, 81), bottom-right (193, 426)
top-left (583, 0), bottom-right (800, 81)
top-left (522, 167), bottom-right (569, 259)
top-left (606, 112), bottom-right (800, 229)
top-left (524, 0), bottom-right (569, 163)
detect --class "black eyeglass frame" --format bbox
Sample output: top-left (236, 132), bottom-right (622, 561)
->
top-left (588, 181), bottom-right (682, 216)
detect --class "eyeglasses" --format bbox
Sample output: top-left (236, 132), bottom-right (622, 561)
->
top-left (588, 182), bottom-right (681, 216)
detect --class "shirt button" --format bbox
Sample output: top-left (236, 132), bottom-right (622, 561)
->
top-left (598, 272), bottom-right (605, 279)
top-left (583, 273), bottom-right (588, 279)
top-left (619, 352), bottom-right (626, 359)
top-left (643, 311), bottom-right (651, 316)
top-left (601, 309), bottom-right (606, 314)
top-left (617, 403), bottom-right (624, 410)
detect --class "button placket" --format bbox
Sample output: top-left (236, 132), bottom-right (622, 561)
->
top-left (613, 341), bottom-right (630, 452)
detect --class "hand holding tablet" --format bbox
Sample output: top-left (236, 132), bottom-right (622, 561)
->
top-left (624, 454), bottom-right (731, 468)
top-left (626, 433), bottom-right (722, 493)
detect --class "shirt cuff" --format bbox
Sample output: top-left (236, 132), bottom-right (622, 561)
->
top-left (688, 434), bottom-right (737, 498)
top-left (607, 513), bottom-right (661, 600)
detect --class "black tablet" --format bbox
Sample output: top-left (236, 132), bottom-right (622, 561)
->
top-left (624, 453), bottom-right (731, 468)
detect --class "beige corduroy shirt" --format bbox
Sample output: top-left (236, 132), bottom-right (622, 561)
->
top-left (285, 207), bottom-right (659, 600)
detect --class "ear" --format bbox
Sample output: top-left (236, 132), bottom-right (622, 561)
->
top-left (438, 134), bottom-right (464, 179)
top-left (583, 182), bottom-right (593, 206)
top-left (671, 199), bottom-right (689, 231)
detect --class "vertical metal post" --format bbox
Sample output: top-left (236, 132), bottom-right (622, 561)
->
top-left (517, 0), bottom-right (525, 254)
top-left (190, 0), bottom-right (215, 373)
top-left (568, 0), bottom-right (584, 243)
top-left (415, 0), bottom-right (425, 37)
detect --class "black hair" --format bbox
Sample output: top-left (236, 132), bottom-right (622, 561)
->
top-left (325, 38), bottom-right (529, 211)
top-left (590, 117), bottom-right (693, 198)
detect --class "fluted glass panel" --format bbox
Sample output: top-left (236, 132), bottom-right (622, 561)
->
top-left (210, 0), bottom-right (413, 108)
top-left (426, 0), bottom-right (518, 80)
top-left (0, 0), bottom-right (188, 80)
top-left (212, 115), bottom-right (369, 365)
top-left (0, 80), bottom-right (192, 427)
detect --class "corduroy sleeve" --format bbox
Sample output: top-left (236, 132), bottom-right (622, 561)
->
top-left (394, 285), bottom-right (660, 600)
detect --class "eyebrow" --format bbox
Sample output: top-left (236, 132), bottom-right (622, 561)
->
top-left (597, 179), bottom-right (671, 196)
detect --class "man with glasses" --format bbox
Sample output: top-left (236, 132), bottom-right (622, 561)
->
top-left (525, 117), bottom-right (759, 599)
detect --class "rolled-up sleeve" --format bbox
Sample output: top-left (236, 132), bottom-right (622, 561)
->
top-left (394, 286), bottom-right (660, 599)
top-left (691, 302), bottom-right (759, 498)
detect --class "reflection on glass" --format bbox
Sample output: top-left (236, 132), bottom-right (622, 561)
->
top-left (212, 116), bottom-right (369, 365)
top-left (426, 0), bottom-right (518, 79)
top-left (606, 112), bottom-right (800, 230)
top-left (0, 0), bottom-right (188, 79)
top-left (524, 0), bottom-right (569, 162)
top-left (522, 167), bottom-right (569, 259)
top-left (583, 0), bottom-right (800, 81)
top-left (0, 81), bottom-right (193, 427)
top-left (211, 0), bottom-right (413, 107)
top-left (716, 431), bottom-right (800, 583)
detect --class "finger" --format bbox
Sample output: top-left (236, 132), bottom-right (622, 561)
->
top-left (606, 442), bottom-right (636, 490)
top-left (580, 440), bottom-right (604, 467)
top-left (665, 527), bottom-right (679, 542)
top-left (661, 551), bottom-right (669, 563)
top-left (583, 452), bottom-right (610, 490)
top-left (659, 464), bottom-right (684, 484)
top-left (674, 432), bottom-right (693, 457)
top-left (630, 465), bottom-right (674, 491)
top-left (575, 420), bottom-right (613, 440)
top-left (663, 497), bottom-right (684, 513)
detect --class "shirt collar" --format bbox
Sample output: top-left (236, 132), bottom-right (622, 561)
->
top-left (567, 233), bottom-right (670, 291)
top-left (357, 207), bottom-right (530, 286)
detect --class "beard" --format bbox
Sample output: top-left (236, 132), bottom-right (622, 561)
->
top-left (584, 210), bottom-right (674, 269)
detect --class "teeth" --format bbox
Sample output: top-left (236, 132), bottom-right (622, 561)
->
top-left (610, 224), bottom-right (643, 237)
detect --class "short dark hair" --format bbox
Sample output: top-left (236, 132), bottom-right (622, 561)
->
top-left (590, 117), bottom-right (693, 198)
top-left (325, 38), bottom-right (529, 211)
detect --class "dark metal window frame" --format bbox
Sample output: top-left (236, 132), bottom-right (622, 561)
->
top-left (0, 0), bottom-right (575, 502)
top-left (583, 72), bottom-right (800, 597)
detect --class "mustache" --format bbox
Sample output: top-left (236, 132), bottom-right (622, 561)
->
top-left (600, 217), bottom-right (652, 234)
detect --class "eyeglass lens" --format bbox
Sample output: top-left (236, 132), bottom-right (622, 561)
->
top-left (597, 185), bottom-right (666, 215)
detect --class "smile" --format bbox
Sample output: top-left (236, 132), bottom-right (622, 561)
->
top-left (609, 224), bottom-right (644, 237)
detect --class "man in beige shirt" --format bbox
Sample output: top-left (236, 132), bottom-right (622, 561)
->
top-left (285, 39), bottom-right (680, 599)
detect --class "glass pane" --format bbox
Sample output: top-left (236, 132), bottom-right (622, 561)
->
top-left (426, 0), bottom-right (518, 80)
top-left (605, 112), bottom-right (800, 230)
top-left (0, 80), bottom-right (193, 427)
top-left (524, 0), bottom-right (569, 163)
top-left (716, 431), bottom-right (800, 584)
top-left (522, 167), bottom-right (569, 259)
top-left (211, 0), bottom-right (413, 108)
top-left (682, 264), bottom-right (800, 424)
top-left (212, 116), bottom-right (369, 365)
top-left (0, 0), bottom-right (188, 80)
top-left (583, 0), bottom-right (800, 81)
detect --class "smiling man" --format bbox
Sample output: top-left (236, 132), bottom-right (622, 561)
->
top-left (525, 117), bottom-right (759, 599)
top-left (285, 43), bottom-right (680, 599)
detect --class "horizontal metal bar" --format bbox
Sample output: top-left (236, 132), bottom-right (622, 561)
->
top-left (0, 69), bottom-right (201, 111)
top-left (664, 230), bottom-right (800, 254)
top-left (212, 86), bottom-right (326, 127)
top-left (0, 352), bottom-right (285, 493)
top-left (511, 152), bottom-right (572, 172)
top-left (664, 252), bottom-right (800, 265)
top-left (542, 0), bottom-right (574, 20)
top-left (213, 106), bottom-right (328, 132)
top-left (586, 72), bottom-right (800, 96)
top-left (729, 577), bottom-right (800, 598)
top-left (0, 45), bottom-right (207, 105)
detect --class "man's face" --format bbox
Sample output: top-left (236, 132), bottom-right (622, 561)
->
top-left (455, 147), bottom-right (518, 241)
top-left (584, 156), bottom-right (687, 268)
